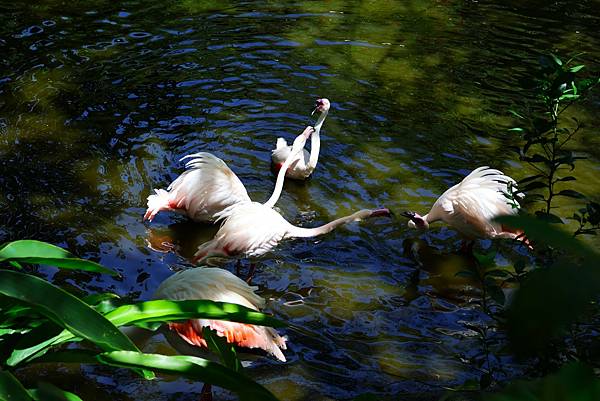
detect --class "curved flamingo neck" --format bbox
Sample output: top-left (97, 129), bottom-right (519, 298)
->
top-left (307, 109), bottom-right (328, 171)
top-left (286, 209), bottom-right (372, 238)
top-left (263, 139), bottom-right (305, 208)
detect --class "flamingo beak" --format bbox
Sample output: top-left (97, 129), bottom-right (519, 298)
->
top-left (370, 208), bottom-right (393, 218)
top-left (401, 211), bottom-right (416, 219)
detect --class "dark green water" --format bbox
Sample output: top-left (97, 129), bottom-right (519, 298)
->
top-left (1, 0), bottom-right (600, 400)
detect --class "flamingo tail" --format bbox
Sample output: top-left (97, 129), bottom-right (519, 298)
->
top-left (144, 189), bottom-right (173, 221)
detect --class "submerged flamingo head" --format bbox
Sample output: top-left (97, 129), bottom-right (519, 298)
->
top-left (402, 211), bottom-right (429, 230)
top-left (312, 98), bottom-right (331, 115)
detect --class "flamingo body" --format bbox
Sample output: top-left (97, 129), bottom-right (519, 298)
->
top-left (193, 202), bottom-right (391, 264)
top-left (271, 98), bottom-right (330, 180)
top-left (271, 140), bottom-right (311, 179)
top-left (404, 166), bottom-right (523, 240)
top-left (155, 268), bottom-right (287, 361)
top-left (144, 153), bottom-right (250, 223)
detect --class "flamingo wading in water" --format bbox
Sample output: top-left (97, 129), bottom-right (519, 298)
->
top-left (401, 166), bottom-right (527, 250)
top-left (193, 202), bottom-right (391, 275)
top-left (121, 267), bottom-right (286, 401)
top-left (271, 98), bottom-right (330, 180)
top-left (144, 126), bottom-right (315, 223)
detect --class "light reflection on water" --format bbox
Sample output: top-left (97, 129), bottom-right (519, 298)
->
top-left (1, 0), bottom-right (599, 399)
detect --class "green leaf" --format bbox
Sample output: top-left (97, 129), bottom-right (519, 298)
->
top-left (29, 383), bottom-right (83, 401)
top-left (0, 370), bottom-right (35, 401)
top-left (534, 211), bottom-right (563, 224)
top-left (508, 110), bottom-right (526, 120)
top-left (556, 176), bottom-right (576, 182)
top-left (569, 64), bottom-right (585, 73)
top-left (518, 174), bottom-right (546, 184)
top-left (520, 181), bottom-right (548, 192)
top-left (455, 270), bottom-right (476, 279)
top-left (556, 189), bottom-right (586, 199)
top-left (508, 127), bottom-right (524, 132)
top-left (0, 271), bottom-right (141, 365)
top-left (203, 328), bottom-right (242, 372)
top-left (0, 240), bottom-right (117, 276)
top-left (97, 351), bottom-right (280, 401)
top-left (105, 300), bottom-right (285, 329)
top-left (550, 53), bottom-right (563, 66)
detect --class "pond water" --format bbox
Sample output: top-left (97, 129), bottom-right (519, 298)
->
top-left (1, 0), bottom-right (600, 400)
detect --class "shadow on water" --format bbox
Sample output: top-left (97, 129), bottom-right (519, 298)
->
top-left (1, 0), bottom-right (599, 399)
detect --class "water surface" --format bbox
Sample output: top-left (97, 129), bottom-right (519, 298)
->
top-left (1, 1), bottom-right (600, 400)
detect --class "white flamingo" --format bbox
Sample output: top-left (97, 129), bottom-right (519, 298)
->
top-left (122, 267), bottom-right (286, 401)
top-left (192, 202), bottom-right (391, 277)
top-left (402, 166), bottom-right (528, 250)
top-left (271, 98), bottom-right (330, 180)
top-left (144, 126), bottom-right (315, 223)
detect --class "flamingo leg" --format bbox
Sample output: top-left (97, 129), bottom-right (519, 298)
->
top-left (200, 383), bottom-right (212, 401)
top-left (246, 263), bottom-right (256, 284)
top-left (235, 259), bottom-right (242, 276)
top-left (459, 240), bottom-right (475, 255)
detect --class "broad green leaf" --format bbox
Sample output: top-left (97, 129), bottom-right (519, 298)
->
top-left (518, 174), bottom-right (545, 184)
top-left (203, 327), bottom-right (242, 372)
top-left (534, 211), bottom-right (563, 224)
top-left (29, 383), bottom-right (83, 401)
top-left (104, 300), bottom-right (285, 328)
top-left (555, 176), bottom-right (576, 182)
top-left (550, 53), bottom-right (562, 66)
top-left (97, 351), bottom-right (280, 401)
top-left (11, 299), bottom-right (283, 367)
top-left (556, 189), bottom-right (586, 199)
top-left (0, 240), bottom-right (117, 276)
top-left (0, 271), bottom-right (141, 365)
top-left (0, 370), bottom-right (35, 401)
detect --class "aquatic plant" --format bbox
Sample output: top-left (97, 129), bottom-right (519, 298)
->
top-left (509, 54), bottom-right (599, 227)
top-left (0, 240), bottom-right (282, 401)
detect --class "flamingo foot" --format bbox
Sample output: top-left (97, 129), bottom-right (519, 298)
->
top-left (246, 263), bottom-right (256, 284)
top-left (200, 383), bottom-right (212, 401)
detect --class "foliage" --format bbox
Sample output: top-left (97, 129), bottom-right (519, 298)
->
top-left (494, 215), bottom-right (599, 354)
top-left (572, 201), bottom-right (600, 237)
top-left (0, 240), bottom-right (282, 401)
top-left (485, 363), bottom-right (600, 401)
top-left (509, 54), bottom-right (599, 226)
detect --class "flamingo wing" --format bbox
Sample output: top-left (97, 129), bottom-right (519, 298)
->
top-left (432, 167), bottom-right (519, 238)
top-left (145, 152), bottom-right (251, 222)
top-left (155, 268), bottom-right (287, 361)
top-left (194, 202), bottom-right (289, 262)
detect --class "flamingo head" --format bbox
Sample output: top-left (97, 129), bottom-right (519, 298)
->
top-left (312, 98), bottom-right (331, 115)
top-left (402, 211), bottom-right (429, 230)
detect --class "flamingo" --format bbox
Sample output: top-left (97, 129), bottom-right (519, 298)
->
top-left (271, 98), bottom-right (330, 179)
top-left (401, 166), bottom-right (527, 251)
top-left (192, 202), bottom-right (391, 277)
top-left (144, 126), bottom-right (314, 223)
top-left (122, 267), bottom-right (286, 401)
